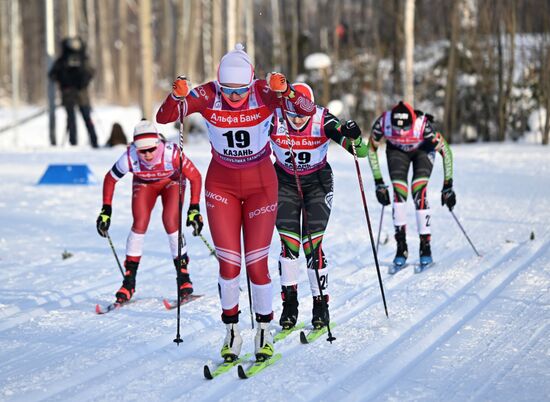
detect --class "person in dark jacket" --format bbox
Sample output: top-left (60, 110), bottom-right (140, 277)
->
top-left (49, 37), bottom-right (98, 148)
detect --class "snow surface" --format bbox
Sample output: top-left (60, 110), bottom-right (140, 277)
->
top-left (0, 109), bottom-right (549, 401)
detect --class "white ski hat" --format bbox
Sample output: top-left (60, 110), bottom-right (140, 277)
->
top-left (217, 43), bottom-right (254, 86)
top-left (133, 120), bottom-right (160, 149)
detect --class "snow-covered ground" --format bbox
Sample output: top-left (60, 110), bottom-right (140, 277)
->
top-left (0, 109), bottom-right (549, 401)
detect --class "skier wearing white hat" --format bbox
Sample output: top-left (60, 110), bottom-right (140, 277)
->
top-left (96, 120), bottom-right (203, 304)
top-left (157, 44), bottom-right (315, 363)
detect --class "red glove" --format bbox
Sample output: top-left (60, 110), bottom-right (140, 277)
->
top-left (172, 76), bottom-right (190, 99)
top-left (267, 72), bottom-right (290, 96)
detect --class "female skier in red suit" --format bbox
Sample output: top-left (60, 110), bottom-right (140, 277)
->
top-left (96, 120), bottom-right (203, 303)
top-left (156, 44), bottom-right (315, 362)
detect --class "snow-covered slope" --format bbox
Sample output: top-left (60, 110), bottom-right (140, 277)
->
top-left (0, 129), bottom-right (548, 401)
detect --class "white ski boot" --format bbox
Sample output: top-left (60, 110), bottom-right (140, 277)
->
top-left (220, 323), bottom-right (243, 362)
top-left (254, 322), bottom-right (274, 362)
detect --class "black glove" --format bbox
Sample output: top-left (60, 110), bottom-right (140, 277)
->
top-left (441, 179), bottom-right (456, 210)
top-left (186, 204), bottom-right (204, 236)
top-left (341, 120), bottom-right (362, 139)
top-left (375, 179), bottom-right (391, 206)
top-left (96, 204), bottom-right (112, 237)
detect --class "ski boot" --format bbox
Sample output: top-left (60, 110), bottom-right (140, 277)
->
top-left (279, 285), bottom-right (299, 329)
top-left (115, 260), bottom-right (138, 303)
top-left (174, 256), bottom-right (193, 298)
top-left (220, 323), bottom-right (243, 362)
top-left (390, 226), bottom-right (408, 274)
top-left (254, 322), bottom-right (274, 362)
top-left (311, 295), bottom-right (330, 329)
top-left (416, 234), bottom-right (433, 272)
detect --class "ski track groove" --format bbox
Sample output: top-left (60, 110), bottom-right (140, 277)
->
top-left (0, 261), bottom-right (175, 333)
top-left (0, 229), bottom-right (530, 401)
top-left (40, 244), bottom-right (467, 400)
top-left (314, 238), bottom-right (549, 401)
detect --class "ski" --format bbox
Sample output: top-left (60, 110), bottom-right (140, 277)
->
top-left (203, 353), bottom-right (252, 380)
top-left (163, 294), bottom-right (203, 310)
top-left (237, 353), bottom-right (282, 379)
top-left (273, 322), bottom-right (305, 343)
top-left (300, 323), bottom-right (337, 344)
top-left (95, 300), bottom-right (133, 314)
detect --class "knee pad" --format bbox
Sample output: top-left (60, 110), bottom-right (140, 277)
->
top-left (392, 202), bottom-right (408, 227)
top-left (126, 231), bottom-right (145, 257)
top-left (218, 276), bottom-right (240, 312)
top-left (308, 267), bottom-right (329, 297)
top-left (279, 256), bottom-right (300, 287)
top-left (251, 281), bottom-right (273, 316)
top-left (415, 209), bottom-right (431, 235)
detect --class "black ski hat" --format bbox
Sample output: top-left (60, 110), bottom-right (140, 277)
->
top-left (391, 101), bottom-right (415, 130)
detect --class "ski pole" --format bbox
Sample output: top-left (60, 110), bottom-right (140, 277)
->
top-left (199, 233), bottom-right (217, 258)
top-left (246, 271), bottom-right (254, 329)
top-left (375, 206), bottom-right (385, 254)
top-left (279, 109), bottom-right (335, 343)
top-left (350, 142), bottom-right (389, 318)
top-left (106, 232), bottom-right (125, 278)
top-left (174, 100), bottom-right (186, 345)
top-left (450, 210), bottom-right (481, 257)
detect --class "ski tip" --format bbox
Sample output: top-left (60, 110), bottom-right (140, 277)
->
top-left (299, 331), bottom-right (309, 344)
top-left (163, 299), bottom-right (172, 310)
top-left (203, 365), bottom-right (214, 380)
top-left (95, 304), bottom-right (102, 314)
top-left (237, 364), bottom-right (248, 379)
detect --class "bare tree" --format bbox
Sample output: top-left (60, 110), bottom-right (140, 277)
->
top-left (443, 0), bottom-right (462, 143)
top-left (139, 0), bottom-right (153, 118)
top-left (118, 0), bottom-right (130, 106)
top-left (403, 0), bottom-right (415, 103)
top-left (245, 0), bottom-right (255, 64)
top-left (212, 0), bottom-right (223, 66)
top-left (391, 0), bottom-right (403, 96)
top-left (98, 0), bottom-right (115, 101)
top-left (271, 0), bottom-right (283, 70)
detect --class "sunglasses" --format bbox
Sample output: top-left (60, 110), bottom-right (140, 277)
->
top-left (219, 85), bottom-right (251, 96)
top-left (286, 111), bottom-right (306, 119)
top-left (138, 146), bottom-right (157, 154)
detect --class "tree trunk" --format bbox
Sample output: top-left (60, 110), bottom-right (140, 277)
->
top-left (139, 0), bottom-right (153, 119)
top-left (403, 0), bottom-right (415, 104)
top-left (117, 0), bottom-right (130, 106)
top-left (186, 1), bottom-right (202, 82)
top-left (98, 0), bottom-right (114, 101)
top-left (290, 0), bottom-right (299, 80)
top-left (212, 0), bottom-right (223, 66)
top-left (227, 0), bottom-right (237, 51)
top-left (85, 0), bottom-right (97, 97)
top-left (443, 0), bottom-right (461, 144)
top-left (271, 0), bottom-right (282, 70)
top-left (392, 0), bottom-right (402, 96)
top-left (245, 0), bottom-right (255, 64)
top-left (202, 0), bottom-right (213, 80)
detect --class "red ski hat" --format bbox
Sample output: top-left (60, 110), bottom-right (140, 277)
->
top-left (133, 120), bottom-right (160, 150)
top-left (292, 82), bottom-right (315, 102)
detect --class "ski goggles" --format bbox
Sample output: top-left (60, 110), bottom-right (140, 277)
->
top-left (219, 84), bottom-right (251, 96)
top-left (286, 111), bottom-right (306, 119)
top-left (138, 146), bottom-right (158, 154)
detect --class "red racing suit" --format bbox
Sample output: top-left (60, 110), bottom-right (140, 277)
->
top-left (102, 141), bottom-right (202, 263)
top-left (156, 79), bottom-right (315, 322)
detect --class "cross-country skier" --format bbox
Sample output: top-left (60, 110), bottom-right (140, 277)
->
top-left (96, 120), bottom-right (203, 302)
top-left (270, 83), bottom-right (367, 330)
top-left (367, 101), bottom-right (456, 272)
top-left (156, 44), bottom-right (316, 362)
